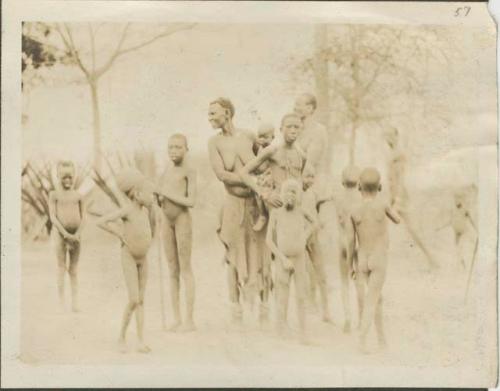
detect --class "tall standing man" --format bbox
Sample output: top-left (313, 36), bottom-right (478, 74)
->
top-left (293, 93), bottom-right (333, 318)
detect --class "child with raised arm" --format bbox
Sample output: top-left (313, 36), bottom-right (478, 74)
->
top-left (266, 179), bottom-right (316, 344)
top-left (252, 122), bottom-right (275, 231)
top-left (48, 161), bottom-right (86, 312)
top-left (96, 168), bottom-right (155, 353)
top-left (351, 168), bottom-right (400, 353)
top-left (157, 133), bottom-right (197, 332)
top-left (335, 165), bottom-right (363, 332)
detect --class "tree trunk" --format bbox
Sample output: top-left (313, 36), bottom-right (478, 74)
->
top-left (89, 80), bottom-right (102, 171)
top-left (313, 25), bottom-right (331, 171)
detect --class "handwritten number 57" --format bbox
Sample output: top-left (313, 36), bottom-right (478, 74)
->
top-left (455, 6), bottom-right (471, 17)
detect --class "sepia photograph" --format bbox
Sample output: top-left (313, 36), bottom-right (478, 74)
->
top-left (2, 0), bottom-right (498, 388)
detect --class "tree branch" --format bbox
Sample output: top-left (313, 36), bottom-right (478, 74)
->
top-left (88, 23), bottom-right (96, 73)
top-left (95, 23), bottom-right (195, 78)
top-left (55, 23), bottom-right (90, 78)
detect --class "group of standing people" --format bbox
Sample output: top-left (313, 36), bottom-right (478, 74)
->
top-left (50, 92), bottom-right (444, 354)
top-left (208, 94), bottom-right (340, 344)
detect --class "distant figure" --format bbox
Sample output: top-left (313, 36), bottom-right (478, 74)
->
top-left (48, 161), bottom-right (86, 312)
top-left (251, 122), bottom-right (276, 232)
top-left (351, 168), bottom-right (400, 353)
top-left (207, 97), bottom-right (270, 324)
top-left (437, 185), bottom-right (478, 269)
top-left (96, 169), bottom-right (156, 353)
top-left (157, 134), bottom-right (197, 332)
top-left (384, 127), bottom-right (437, 270)
top-left (266, 179), bottom-right (317, 344)
top-left (301, 166), bottom-right (331, 323)
top-left (335, 165), bottom-right (363, 332)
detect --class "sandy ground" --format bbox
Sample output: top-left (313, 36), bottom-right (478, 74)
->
top-left (20, 197), bottom-right (489, 374)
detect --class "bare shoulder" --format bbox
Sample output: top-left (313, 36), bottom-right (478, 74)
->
top-left (208, 133), bottom-right (222, 147)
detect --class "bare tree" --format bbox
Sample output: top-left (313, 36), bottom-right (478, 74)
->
top-left (26, 22), bottom-right (195, 170)
top-left (293, 25), bottom-right (461, 165)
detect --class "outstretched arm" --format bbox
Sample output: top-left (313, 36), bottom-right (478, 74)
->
top-left (95, 207), bottom-right (128, 244)
top-left (208, 137), bottom-right (246, 186)
top-left (73, 196), bottom-right (88, 240)
top-left (48, 192), bottom-right (71, 238)
top-left (160, 169), bottom-right (197, 208)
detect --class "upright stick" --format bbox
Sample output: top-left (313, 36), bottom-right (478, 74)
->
top-left (156, 211), bottom-right (167, 330)
top-left (464, 236), bottom-right (479, 302)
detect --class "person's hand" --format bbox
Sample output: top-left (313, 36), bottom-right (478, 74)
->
top-left (68, 233), bottom-right (80, 243)
top-left (263, 192), bottom-right (282, 208)
top-left (282, 257), bottom-right (294, 272)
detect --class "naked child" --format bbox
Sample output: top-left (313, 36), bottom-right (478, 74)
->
top-left (157, 133), bottom-right (197, 332)
top-left (48, 161), bottom-right (86, 312)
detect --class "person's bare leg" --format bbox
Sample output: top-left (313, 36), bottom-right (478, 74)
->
top-left (354, 273), bottom-right (366, 330)
top-left (259, 247), bottom-right (272, 326)
top-left (227, 265), bottom-right (242, 324)
top-left (253, 196), bottom-right (267, 232)
top-left (120, 248), bottom-right (140, 353)
top-left (359, 269), bottom-right (386, 353)
top-left (136, 261), bottom-right (150, 353)
top-left (163, 219), bottom-right (181, 331)
top-left (305, 253), bottom-right (317, 310)
top-left (293, 254), bottom-right (309, 344)
top-left (176, 212), bottom-right (196, 332)
top-left (339, 246), bottom-right (351, 332)
top-left (68, 242), bottom-right (80, 312)
top-left (310, 241), bottom-right (331, 323)
top-left (374, 297), bottom-right (386, 349)
top-left (275, 261), bottom-right (290, 336)
top-left (55, 234), bottom-right (67, 308)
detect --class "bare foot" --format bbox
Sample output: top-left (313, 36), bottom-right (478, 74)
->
top-left (252, 215), bottom-right (267, 231)
top-left (167, 321), bottom-right (182, 332)
top-left (71, 304), bottom-right (80, 313)
top-left (137, 343), bottom-right (151, 353)
top-left (180, 321), bottom-right (196, 332)
top-left (322, 314), bottom-right (334, 324)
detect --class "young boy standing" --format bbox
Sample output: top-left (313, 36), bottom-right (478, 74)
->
top-left (157, 134), bottom-right (197, 332)
top-left (351, 168), bottom-right (400, 353)
top-left (266, 179), bottom-right (316, 344)
top-left (48, 161), bottom-right (86, 312)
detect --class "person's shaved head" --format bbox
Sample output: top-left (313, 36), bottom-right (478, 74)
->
top-left (342, 165), bottom-right (361, 187)
top-left (57, 160), bottom-right (75, 176)
top-left (210, 97), bottom-right (235, 118)
top-left (359, 167), bottom-right (382, 193)
top-left (169, 133), bottom-right (189, 149)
